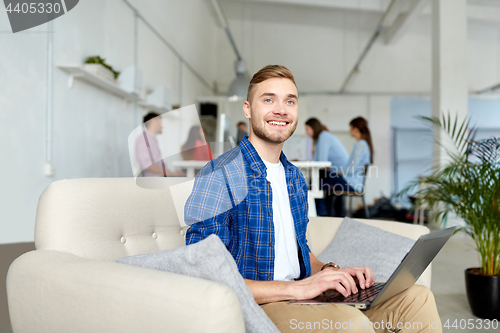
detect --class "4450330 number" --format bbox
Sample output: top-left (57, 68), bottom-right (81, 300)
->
top-left (443, 318), bottom-right (498, 330)
top-left (6, 2), bottom-right (62, 14)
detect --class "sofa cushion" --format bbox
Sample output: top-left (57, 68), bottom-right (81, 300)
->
top-left (116, 234), bottom-right (279, 333)
top-left (316, 217), bottom-right (416, 282)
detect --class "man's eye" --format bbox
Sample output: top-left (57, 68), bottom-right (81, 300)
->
top-left (265, 98), bottom-right (272, 103)
top-left (286, 100), bottom-right (295, 105)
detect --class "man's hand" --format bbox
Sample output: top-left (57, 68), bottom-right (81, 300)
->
top-left (293, 269), bottom-right (357, 300)
top-left (335, 266), bottom-right (375, 290)
top-left (307, 253), bottom-right (375, 297)
top-left (244, 265), bottom-right (375, 304)
top-left (293, 266), bottom-right (373, 300)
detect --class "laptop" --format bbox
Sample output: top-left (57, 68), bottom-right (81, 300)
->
top-left (289, 227), bottom-right (456, 310)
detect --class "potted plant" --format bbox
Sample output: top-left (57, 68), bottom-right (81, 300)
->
top-left (401, 114), bottom-right (500, 320)
top-left (84, 56), bottom-right (120, 82)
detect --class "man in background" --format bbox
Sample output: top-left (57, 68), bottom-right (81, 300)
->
top-left (236, 121), bottom-right (248, 145)
top-left (135, 112), bottom-right (183, 177)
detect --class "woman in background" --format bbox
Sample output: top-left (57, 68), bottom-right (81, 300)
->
top-left (305, 118), bottom-right (349, 216)
top-left (329, 116), bottom-right (373, 217)
top-left (181, 126), bottom-right (213, 161)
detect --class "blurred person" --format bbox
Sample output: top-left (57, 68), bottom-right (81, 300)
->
top-left (181, 126), bottom-right (213, 161)
top-left (135, 112), bottom-right (183, 177)
top-left (236, 121), bottom-right (248, 145)
top-left (328, 116), bottom-right (373, 217)
top-left (305, 117), bottom-right (349, 216)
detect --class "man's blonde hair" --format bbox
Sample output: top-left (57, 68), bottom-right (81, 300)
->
top-left (246, 65), bottom-right (297, 103)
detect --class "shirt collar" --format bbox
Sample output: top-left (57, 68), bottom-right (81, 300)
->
top-left (143, 128), bottom-right (156, 137)
top-left (239, 136), bottom-right (294, 176)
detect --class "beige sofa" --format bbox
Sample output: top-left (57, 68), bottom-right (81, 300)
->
top-left (7, 178), bottom-right (430, 333)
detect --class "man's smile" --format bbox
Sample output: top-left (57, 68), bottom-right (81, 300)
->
top-left (266, 119), bottom-right (290, 127)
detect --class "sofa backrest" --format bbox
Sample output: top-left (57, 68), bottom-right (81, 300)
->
top-left (306, 216), bottom-right (431, 256)
top-left (35, 178), bottom-right (186, 261)
top-left (306, 216), bottom-right (432, 288)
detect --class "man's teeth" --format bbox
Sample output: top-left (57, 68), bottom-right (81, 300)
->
top-left (268, 121), bottom-right (287, 126)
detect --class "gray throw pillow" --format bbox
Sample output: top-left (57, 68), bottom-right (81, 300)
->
top-left (317, 217), bottom-right (416, 282)
top-left (116, 234), bottom-right (279, 333)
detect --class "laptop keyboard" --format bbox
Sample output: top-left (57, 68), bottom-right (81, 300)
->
top-left (315, 283), bottom-right (385, 303)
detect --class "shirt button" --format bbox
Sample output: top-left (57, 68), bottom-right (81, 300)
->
top-left (267, 181), bottom-right (271, 185)
top-left (268, 274), bottom-right (272, 279)
top-left (269, 242), bottom-right (273, 246)
top-left (268, 212), bottom-right (271, 216)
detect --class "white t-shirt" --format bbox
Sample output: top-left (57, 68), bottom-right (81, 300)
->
top-left (263, 159), bottom-right (301, 281)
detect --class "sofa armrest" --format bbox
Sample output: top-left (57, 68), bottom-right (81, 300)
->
top-left (7, 250), bottom-right (245, 333)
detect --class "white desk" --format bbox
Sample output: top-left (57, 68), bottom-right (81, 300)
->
top-left (172, 160), bottom-right (331, 216)
top-left (172, 160), bottom-right (208, 178)
top-left (290, 161), bottom-right (331, 199)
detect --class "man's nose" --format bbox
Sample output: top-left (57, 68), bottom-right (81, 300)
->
top-left (273, 104), bottom-right (287, 115)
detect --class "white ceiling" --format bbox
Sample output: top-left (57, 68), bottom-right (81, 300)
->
top-left (222, 0), bottom-right (393, 13)
top-left (224, 0), bottom-right (500, 13)
top-left (214, 0), bottom-right (500, 94)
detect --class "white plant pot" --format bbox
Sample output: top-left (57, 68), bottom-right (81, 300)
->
top-left (147, 85), bottom-right (172, 110)
top-left (117, 66), bottom-right (142, 94)
top-left (84, 63), bottom-right (115, 82)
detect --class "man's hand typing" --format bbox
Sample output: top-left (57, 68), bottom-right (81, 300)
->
top-left (244, 266), bottom-right (375, 304)
top-left (293, 266), bottom-right (374, 300)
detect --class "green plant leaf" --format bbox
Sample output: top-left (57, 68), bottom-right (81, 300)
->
top-left (402, 113), bottom-right (500, 276)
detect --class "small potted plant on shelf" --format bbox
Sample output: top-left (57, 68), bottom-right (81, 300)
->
top-left (84, 56), bottom-right (120, 82)
top-left (401, 114), bottom-right (500, 320)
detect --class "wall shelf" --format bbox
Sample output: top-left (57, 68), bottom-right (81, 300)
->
top-left (58, 64), bottom-right (140, 101)
top-left (138, 101), bottom-right (170, 113)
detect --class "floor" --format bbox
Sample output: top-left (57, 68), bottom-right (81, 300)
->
top-left (430, 226), bottom-right (498, 332)
top-left (0, 326), bottom-right (11, 333)
top-left (0, 242), bottom-right (35, 333)
top-left (0, 229), bottom-right (495, 333)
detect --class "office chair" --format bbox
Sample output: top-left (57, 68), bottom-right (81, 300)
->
top-left (331, 164), bottom-right (370, 219)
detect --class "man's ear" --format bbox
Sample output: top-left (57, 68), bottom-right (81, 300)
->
top-left (243, 101), bottom-right (251, 119)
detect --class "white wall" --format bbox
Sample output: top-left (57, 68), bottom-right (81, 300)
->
top-left (0, 0), bottom-right (222, 244)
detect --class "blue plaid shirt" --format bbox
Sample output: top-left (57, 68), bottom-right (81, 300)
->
top-left (185, 136), bottom-right (312, 281)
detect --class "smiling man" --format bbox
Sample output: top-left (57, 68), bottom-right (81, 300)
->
top-left (185, 65), bottom-right (441, 333)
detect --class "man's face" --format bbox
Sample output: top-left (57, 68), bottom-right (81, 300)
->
top-left (244, 78), bottom-right (298, 144)
top-left (147, 117), bottom-right (162, 134)
top-left (154, 117), bottom-right (163, 134)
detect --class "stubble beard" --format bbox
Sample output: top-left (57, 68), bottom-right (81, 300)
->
top-left (249, 111), bottom-right (297, 144)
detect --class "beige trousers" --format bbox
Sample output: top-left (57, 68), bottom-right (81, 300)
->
top-left (260, 285), bottom-right (442, 333)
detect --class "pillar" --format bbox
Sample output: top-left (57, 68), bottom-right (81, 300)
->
top-left (432, 0), bottom-right (468, 168)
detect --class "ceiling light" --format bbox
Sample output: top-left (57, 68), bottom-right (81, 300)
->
top-left (227, 59), bottom-right (250, 101)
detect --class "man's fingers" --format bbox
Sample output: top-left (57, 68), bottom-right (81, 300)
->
top-left (336, 271), bottom-right (357, 295)
top-left (355, 271), bottom-right (367, 289)
top-left (364, 269), bottom-right (374, 287)
top-left (360, 267), bottom-right (374, 287)
top-left (321, 270), bottom-right (354, 296)
top-left (347, 267), bottom-right (375, 288)
top-left (332, 282), bottom-right (348, 297)
top-left (344, 272), bottom-right (358, 293)
top-left (368, 267), bottom-right (375, 286)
